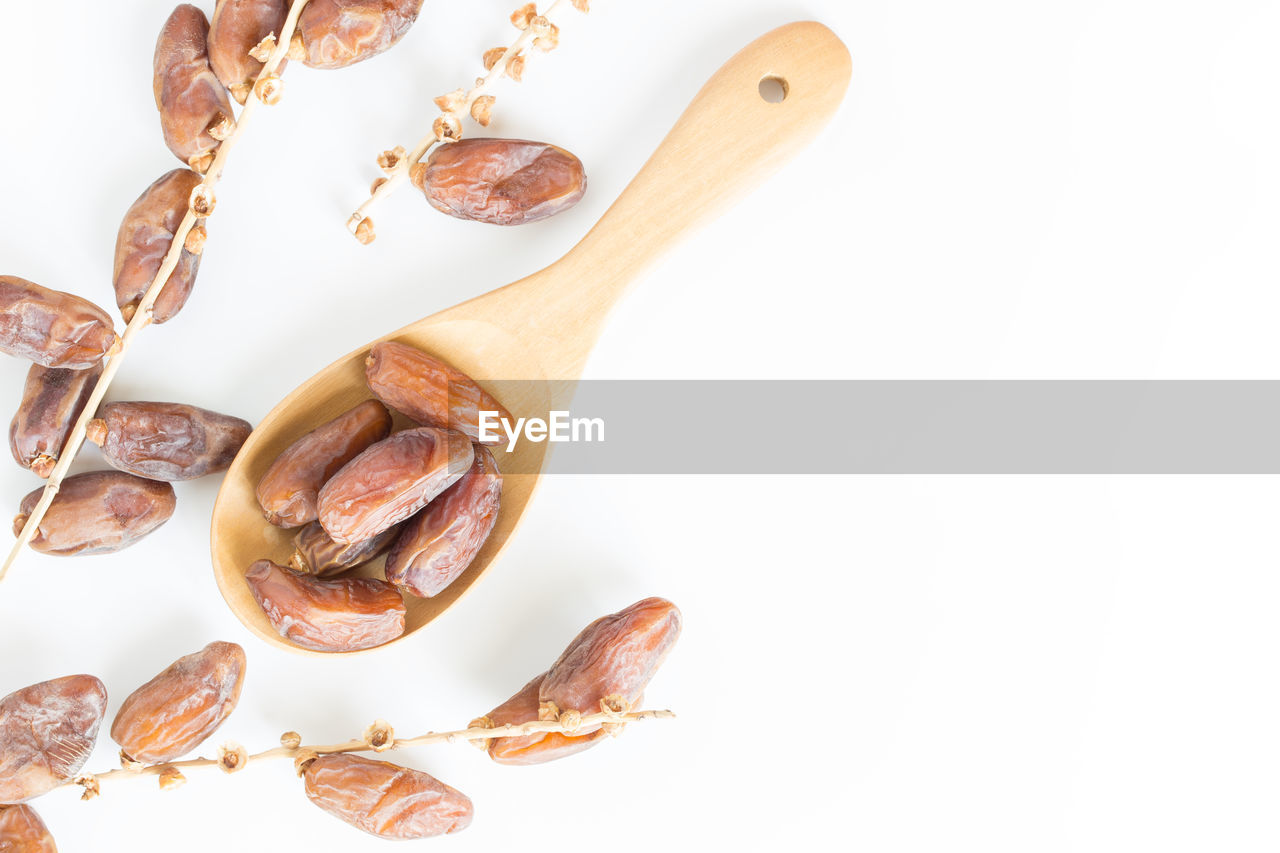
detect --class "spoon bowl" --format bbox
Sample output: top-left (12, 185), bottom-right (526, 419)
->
top-left (211, 21), bottom-right (853, 654)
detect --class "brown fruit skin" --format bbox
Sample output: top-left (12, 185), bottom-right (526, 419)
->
top-left (256, 400), bottom-right (392, 528)
top-left (112, 169), bottom-right (204, 324)
top-left (0, 276), bottom-right (119, 369)
top-left (410, 139), bottom-right (587, 226)
top-left (291, 520), bottom-right (398, 577)
top-left (86, 401), bottom-right (251, 482)
top-left (0, 804), bottom-right (57, 852)
top-left (245, 559), bottom-right (406, 652)
top-left (13, 471), bottom-right (176, 556)
top-left (318, 427), bottom-right (473, 545)
top-left (110, 642), bottom-right (246, 764)
top-left (303, 754), bottom-right (473, 839)
top-left (209, 0), bottom-right (290, 104)
top-left (296, 0), bottom-right (424, 70)
top-left (365, 342), bottom-right (511, 445)
top-left (385, 444), bottom-right (501, 598)
top-left (0, 675), bottom-right (107, 804)
top-left (9, 363), bottom-right (102, 478)
top-left (153, 5), bottom-right (235, 170)
top-left (484, 672), bottom-right (604, 766)
top-left (540, 597), bottom-right (682, 733)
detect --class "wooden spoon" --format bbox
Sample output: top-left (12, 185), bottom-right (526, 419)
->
top-left (211, 21), bottom-right (852, 654)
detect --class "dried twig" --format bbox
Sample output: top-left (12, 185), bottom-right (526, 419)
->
top-left (66, 707), bottom-right (673, 797)
top-left (346, 0), bottom-right (588, 244)
top-left (0, 0), bottom-right (313, 585)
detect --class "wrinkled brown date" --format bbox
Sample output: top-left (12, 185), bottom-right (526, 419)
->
top-left (290, 520), bottom-right (398, 577)
top-left (110, 641), bottom-right (246, 764)
top-left (295, 0), bottom-right (424, 70)
top-left (0, 276), bottom-right (119, 369)
top-left (0, 675), bottom-right (107, 804)
top-left (410, 139), bottom-right (587, 226)
top-left (482, 672), bottom-right (605, 766)
top-left (540, 597), bottom-right (682, 731)
top-left (0, 804), bottom-right (57, 852)
top-left (385, 444), bottom-right (501, 598)
top-left (365, 342), bottom-right (511, 445)
top-left (209, 0), bottom-right (290, 104)
top-left (317, 427), bottom-right (473, 545)
top-left (154, 5), bottom-right (236, 172)
top-left (9, 362), bottom-right (102, 478)
top-left (86, 401), bottom-right (251, 482)
top-left (113, 169), bottom-right (205, 324)
top-left (256, 399), bottom-right (392, 528)
top-left (245, 559), bottom-right (406, 652)
top-left (303, 753), bottom-right (473, 839)
top-left (13, 471), bottom-right (176, 556)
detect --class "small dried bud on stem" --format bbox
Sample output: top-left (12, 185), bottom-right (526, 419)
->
top-left (294, 749), bottom-right (319, 777)
top-left (206, 113), bottom-right (237, 142)
top-left (363, 720), bottom-right (395, 752)
top-left (353, 217), bottom-right (376, 245)
top-left (280, 731), bottom-right (303, 749)
top-left (254, 74), bottom-right (283, 105)
top-left (189, 185), bottom-right (216, 217)
top-left (217, 742), bottom-right (248, 773)
top-left (158, 766), bottom-right (186, 790)
top-left (184, 224), bottom-right (208, 255)
top-left (75, 775), bottom-right (100, 801)
top-left (377, 146), bottom-right (407, 172)
top-left (248, 34), bottom-right (277, 63)
top-left (511, 3), bottom-right (537, 29)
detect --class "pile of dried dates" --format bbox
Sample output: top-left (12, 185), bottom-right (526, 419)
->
top-left (248, 342), bottom-right (510, 652)
top-left (1, 275), bottom-right (251, 555)
top-left (0, 597), bottom-right (681, 844)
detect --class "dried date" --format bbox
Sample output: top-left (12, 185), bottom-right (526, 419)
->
top-left (317, 427), bottom-right (473, 545)
top-left (410, 138), bottom-right (587, 226)
top-left (290, 520), bottom-right (398, 577)
top-left (385, 444), bottom-right (501, 598)
top-left (0, 675), bottom-right (107, 804)
top-left (364, 342), bottom-right (510, 445)
top-left (9, 362), bottom-right (102, 478)
top-left (295, 0), bottom-right (424, 70)
top-left (110, 641), bottom-right (246, 764)
top-left (0, 276), bottom-right (119, 369)
top-left (13, 471), bottom-right (176, 556)
top-left (0, 804), bottom-right (57, 852)
top-left (112, 169), bottom-right (205, 324)
top-left (481, 672), bottom-right (604, 766)
top-left (86, 401), bottom-right (251, 482)
top-left (540, 597), bottom-right (681, 731)
top-left (154, 5), bottom-right (236, 173)
top-left (245, 559), bottom-right (406, 652)
top-left (209, 0), bottom-right (290, 104)
top-left (303, 753), bottom-right (472, 839)
top-left (256, 399), bottom-right (392, 528)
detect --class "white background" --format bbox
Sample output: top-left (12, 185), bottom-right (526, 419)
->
top-left (1, 0), bottom-right (1278, 850)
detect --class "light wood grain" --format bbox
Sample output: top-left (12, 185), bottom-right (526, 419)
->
top-left (210, 21), bottom-right (852, 655)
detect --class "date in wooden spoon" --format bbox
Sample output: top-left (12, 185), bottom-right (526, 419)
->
top-left (211, 21), bottom-right (851, 654)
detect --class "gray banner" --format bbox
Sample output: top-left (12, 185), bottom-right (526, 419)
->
top-left (477, 381), bottom-right (1280, 474)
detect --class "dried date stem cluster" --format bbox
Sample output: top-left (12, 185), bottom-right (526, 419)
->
top-left (2, 598), bottom-right (681, 844)
top-left (70, 707), bottom-right (674, 795)
top-left (347, 0), bottom-right (589, 243)
top-left (0, 0), bottom-right (312, 584)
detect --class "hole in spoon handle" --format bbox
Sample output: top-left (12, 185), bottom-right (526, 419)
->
top-left (530, 22), bottom-right (852, 359)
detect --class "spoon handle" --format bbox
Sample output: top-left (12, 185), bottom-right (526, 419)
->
top-left (479, 21), bottom-right (852, 379)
